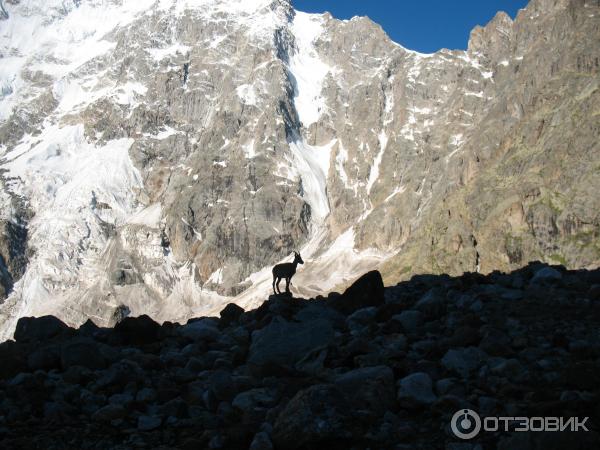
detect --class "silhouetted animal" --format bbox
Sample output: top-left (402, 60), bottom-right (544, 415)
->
top-left (272, 251), bottom-right (304, 294)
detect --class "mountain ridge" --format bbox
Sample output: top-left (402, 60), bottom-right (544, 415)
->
top-left (0, 0), bottom-right (598, 338)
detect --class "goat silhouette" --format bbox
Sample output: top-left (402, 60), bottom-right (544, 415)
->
top-left (272, 251), bottom-right (304, 295)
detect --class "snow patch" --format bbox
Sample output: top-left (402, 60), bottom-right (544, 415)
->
top-left (366, 130), bottom-right (388, 194)
top-left (287, 139), bottom-right (336, 223)
top-left (207, 268), bottom-right (224, 285)
top-left (288, 12), bottom-right (331, 126)
top-left (146, 43), bottom-right (190, 61)
top-left (236, 84), bottom-right (257, 106)
top-left (242, 139), bottom-right (256, 159)
top-left (127, 203), bottom-right (162, 228)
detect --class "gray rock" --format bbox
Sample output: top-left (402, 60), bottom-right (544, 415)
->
top-left (13, 316), bottom-right (70, 343)
top-left (179, 319), bottom-right (221, 341)
top-left (334, 365), bottom-right (395, 415)
top-left (232, 388), bottom-right (277, 413)
top-left (272, 384), bottom-right (354, 449)
top-left (60, 339), bottom-right (107, 370)
top-left (109, 393), bottom-right (134, 408)
top-left (530, 267), bottom-right (562, 284)
top-left (92, 404), bottom-right (126, 422)
top-left (397, 372), bottom-right (437, 407)
top-left (249, 431), bottom-right (274, 450)
top-left (136, 387), bottom-right (157, 403)
top-left (137, 415), bottom-right (162, 431)
top-left (392, 310), bottom-right (423, 334)
top-left (248, 317), bottom-right (334, 374)
top-left (442, 347), bottom-right (488, 378)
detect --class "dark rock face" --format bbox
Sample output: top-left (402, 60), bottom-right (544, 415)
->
top-left (113, 314), bottom-right (160, 345)
top-left (0, 264), bottom-right (600, 449)
top-left (272, 384), bottom-right (355, 449)
top-left (14, 315), bottom-right (71, 343)
top-left (248, 317), bottom-right (334, 375)
top-left (328, 270), bottom-right (385, 314)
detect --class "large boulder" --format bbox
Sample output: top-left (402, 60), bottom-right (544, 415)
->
top-left (179, 318), bottom-right (221, 341)
top-left (397, 372), bottom-right (437, 407)
top-left (328, 270), bottom-right (385, 315)
top-left (219, 303), bottom-right (245, 326)
top-left (60, 339), bottom-right (107, 370)
top-left (248, 317), bottom-right (334, 375)
top-left (14, 315), bottom-right (71, 343)
top-left (0, 340), bottom-right (28, 379)
top-left (272, 384), bottom-right (355, 449)
top-left (442, 347), bottom-right (488, 378)
top-left (114, 314), bottom-right (160, 345)
top-left (333, 365), bottom-right (395, 416)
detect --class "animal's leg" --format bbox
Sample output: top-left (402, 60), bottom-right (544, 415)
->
top-left (275, 277), bottom-right (282, 294)
top-left (272, 275), bottom-right (277, 295)
top-left (285, 277), bottom-right (290, 293)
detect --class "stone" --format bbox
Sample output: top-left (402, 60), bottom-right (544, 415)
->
top-left (249, 431), bottom-right (273, 450)
top-left (530, 267), bottom-right (562, 284)
top-left (272, 384), bottom-right (355, 449)
top-left (179, 319), bottom-right (221, 341)
top-left (232, 388), bottom-right (278, 414)
top-left (397, 372), bottom-right (437, 407)
top-left (92, 404), bottom-right (126, 422)
top-left (14, 316), bottom-right (71, 343)
top-left (138, 415), bottom-right (162, 431)
top-left (334, 365), bottom-right (395, 416)
top-left (219, 303), bottom-right (245, 326)
top-left (328, 270), bottom-right (385, 315)
top-left (248, 317), bottom-right (334, 374)
top-left (60, 339), bottom-right (107, 370)
top-left (114, 315), bottom-right (160, 345)
top-left (136, 387), bottom-right (157, 403)
top-left (414, 288), bottom-right (446, 319)
top-left (27, 345), bottom-right (60, 371)
top-left (392, 310), bottom-right (423, 334)
top-left (442, 347), bottom-right (487, 378)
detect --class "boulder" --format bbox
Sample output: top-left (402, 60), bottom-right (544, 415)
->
top-left (249, 431), bottom-right (273, 450)
top-left (442, 347), bottom-right (488, 378)
top-left (272, 384), bottom-right (355, 449)
top-left (530, 267), bottom-right (562, 284)
top-left (248, 317), bottom-right (334, 375)
top-left (397, 372), bottom-right (437, 407)
top-left (92, 404), bottom-right (126, 422)
top-left (392, 310), bottom-right (423, 334)
top-left (0, 340), bottom-right (28, 379)
top-left (179, 319), bottom-right (221, 341)
top-left (138, 415), bottom-right (162, 431)
top-left (219, 303), bottom-right (245, 326)
top-left (14, 315), bottom-right (71, 343)
top-left (27, 345), bottom-right (61, 371)
top-left (60, 339), bottom-right (107, 370)
top-left (114, 314), bottom-right (160, 345)
top-left (334, 365), bottom-right (395, 416)
top-left (328, 270), bottom-right (385, 315)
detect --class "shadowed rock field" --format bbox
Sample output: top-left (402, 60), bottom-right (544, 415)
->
top-left (1, 263), bottom-right (599, 449)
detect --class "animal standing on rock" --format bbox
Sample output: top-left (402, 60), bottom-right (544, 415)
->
top-left (272, 251), bottom-right (304, 295)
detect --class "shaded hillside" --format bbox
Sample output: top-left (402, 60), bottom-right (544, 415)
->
top-left (1, 263), bottom-right (600, 449)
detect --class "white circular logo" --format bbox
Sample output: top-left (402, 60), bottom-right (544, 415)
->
top-left (451, 409), bottom-right (481, 439)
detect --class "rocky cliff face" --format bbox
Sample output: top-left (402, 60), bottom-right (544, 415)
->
top-left (0, 0), bottom-right (599, 337)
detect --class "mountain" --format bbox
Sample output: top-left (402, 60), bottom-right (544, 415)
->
top-left (0, 0), bottom-right (599, 338)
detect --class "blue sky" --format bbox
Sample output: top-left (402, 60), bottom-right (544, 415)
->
top-left (292, 1), bottom-right (530, 53)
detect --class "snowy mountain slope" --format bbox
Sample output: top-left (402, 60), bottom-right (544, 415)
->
top-left (0, 0), bottom-right (599, 338)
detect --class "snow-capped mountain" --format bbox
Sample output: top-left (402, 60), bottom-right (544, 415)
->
top-left (0, 0), bottom-right (598, 339)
